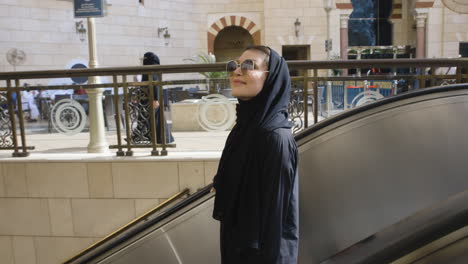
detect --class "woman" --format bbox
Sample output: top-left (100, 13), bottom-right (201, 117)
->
top-left (212, 46), bottom-right (299, 264)
top-left (134, 52), bottom-right (174, 144)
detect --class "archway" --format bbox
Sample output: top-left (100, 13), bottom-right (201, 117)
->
top-left (207, 15), bottom-right (261, 57)
top-left (214, 26), bottom-right (254, 62)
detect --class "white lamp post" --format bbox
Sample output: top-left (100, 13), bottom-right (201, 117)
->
top-left (324, 0), bottom-right (334, 116)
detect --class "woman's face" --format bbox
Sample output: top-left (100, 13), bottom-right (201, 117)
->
top-left (230, 49), bottom-right (268, 101)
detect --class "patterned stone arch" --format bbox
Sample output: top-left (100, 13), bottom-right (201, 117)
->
top-left (415, 0), bottom-right (434, 8)
top-left (442, 0), bottom-right (468, 13)
top-left (207, 16), bottom-right (261, 54)
top-left (391, 0), bottom-right (402, 19)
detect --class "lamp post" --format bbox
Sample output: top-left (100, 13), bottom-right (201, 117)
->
top-left (75, 21), bottom-right (87, 42)
top-left (324, 0), bottom-right (333, 116)
top-left (294, 18), bottom-right (301, 37)
top-left (324, 0), bottom-right (333, 60)
top-left (86, 17), bottom-right (109, 153)
top-left (158, 27), bottom-right (171, 46)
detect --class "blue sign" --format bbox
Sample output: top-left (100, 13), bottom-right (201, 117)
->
top-left (74, 0), bottom-right (104, 18)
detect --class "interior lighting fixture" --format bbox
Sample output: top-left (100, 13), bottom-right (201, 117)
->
top-left (294, 18), bottom-right (301, 37)
top-left (158, 27), bottom-right (171, 46)
top-left (323, 0), bottom-right (333, 12)
top-left (75, 21), bottom-right (87, 42)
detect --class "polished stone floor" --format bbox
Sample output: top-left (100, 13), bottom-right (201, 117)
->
top-left (1, 119), bottom-right (230, 160)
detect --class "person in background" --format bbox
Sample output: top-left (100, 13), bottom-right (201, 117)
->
top-left (212, 46), bottom-right (299, 264)
top-left (21, 83), bottom-right (40, 122)
top-left (133, 52), bottom-right (174, 144)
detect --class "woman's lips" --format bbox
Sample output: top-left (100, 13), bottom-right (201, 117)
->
top-left (232, 79), bottom-right (246, 85)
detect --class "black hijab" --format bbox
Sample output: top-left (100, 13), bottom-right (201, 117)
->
top-left (143, 52), bottom-right (160, 66)
top-left (142, 52), bottom-right (159, 90)
top-left (213, 47), bottom-right (292, 247)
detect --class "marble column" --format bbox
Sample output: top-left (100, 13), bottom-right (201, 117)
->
top-left (340, 12), bottom-right (351, 61)
top-left (414, 10), bottom-right (428, 59)
top-left (86, 17), bottom-right (109, 153)
top-left (339, 10), bottom-right (352, 77)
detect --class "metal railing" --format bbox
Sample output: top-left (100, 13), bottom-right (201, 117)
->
top-left (0, 58), bottom-right (467, 157)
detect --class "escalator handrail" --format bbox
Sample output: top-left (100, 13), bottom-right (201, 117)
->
top-left (63, 185), bottom-right (213, 264)
top-left (295, 83), bottom-right (468, 143)
top-left (320, 189), bottom-right (468, 264)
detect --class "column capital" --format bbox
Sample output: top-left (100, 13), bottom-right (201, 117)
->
top-left (339, 10), bottom-right (352, 29)
top-left (413, 8), bottom-right (429, 27)
top-left (413, 10), bottom-right (428, 28)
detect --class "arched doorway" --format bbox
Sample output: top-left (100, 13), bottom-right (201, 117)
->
top-left (214, 26), bottom-right (254, 62)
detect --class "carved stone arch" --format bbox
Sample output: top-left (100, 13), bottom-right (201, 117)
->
top-left (415, 0), bottom-right (435, 8)
top-left (207, 16), bottom-right (261, 54)
top-left (442, 0), bottom-right (468, 13)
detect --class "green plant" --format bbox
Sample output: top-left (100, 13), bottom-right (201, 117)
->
top-left (184, 52), bottom-right (228, 79)
top-left (330, 53), bottom-right (342, 76)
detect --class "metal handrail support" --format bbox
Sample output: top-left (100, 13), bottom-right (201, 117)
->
top-left (6, 80), bottom-right (19, 156)
top-left (112, 75), bottom-right (124, 156)
top-left (122, 75), bottom-right (133, 156)
top-left (15, 79), bottom-right (29, 157)
top-left (148, 73), bottom-right (159, 156)
top-left (157, 72), bottom-right (168, 156)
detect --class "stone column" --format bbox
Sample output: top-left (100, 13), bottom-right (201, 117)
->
top-left (414, 9), bottom-right (428, 59)
top-left (86, 17), bottom-right (109, 153)
top-left (339, 12), bottom-right (351, 61)
top-left (339, 10), bottom-right (352, 77)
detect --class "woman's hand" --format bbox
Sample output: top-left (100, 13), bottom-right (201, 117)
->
top-left (153, 100), bottom-right (159, 109)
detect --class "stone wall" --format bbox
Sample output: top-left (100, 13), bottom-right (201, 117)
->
top-left (0, 0), bottom-right (263, 81)
top-left (264, 0), bottom-right (338, 60)
top-left (0, 158), bottom-right (219, 264)
top-left (427, 0), bottom-right (468, 58)
top-left (1, 0), bottom-right (467, 78)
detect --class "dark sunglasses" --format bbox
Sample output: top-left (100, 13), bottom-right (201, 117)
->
top-left (226, 59), bottom-right (268, 75)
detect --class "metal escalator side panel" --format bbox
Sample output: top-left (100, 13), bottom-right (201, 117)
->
top-left (296, 88), bottom-right (468, 263)
top-left (393, 226), bottom-right (468, 264)
top-left (96, 197), bottom-right (219, 264)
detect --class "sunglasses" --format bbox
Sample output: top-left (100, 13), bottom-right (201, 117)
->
top-left (226, 59), bottom-right (268, 75)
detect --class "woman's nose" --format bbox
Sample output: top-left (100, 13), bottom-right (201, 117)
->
top-left (233, 65), bottom-right (242, 75)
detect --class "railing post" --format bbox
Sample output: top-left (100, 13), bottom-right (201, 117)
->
top-left (112, 75), bottom-right (124, 156)
top-left (420, 67), bottom-right (426, 88)
top-left (148, 73), bottom-right (159, 156)
top-left (430, 66), bottom-right (436, 87)
top-left (6, 80), bottom-right (20, 157)
top-left (303, 70), bottom-right (309, 129)
top-left (326, 81), bottom-right (332, 117)
top-left (313, 69), bottom-right (319, 124)
top-left (14, 79), bottom-right (28, 157)
top-left (344, 80), bottom-right (348, 109)
top-left (456, 63), bottom-right (462, 84)
top-left (122, 76), bottom-right (133, 156)
top-left (157, 72), bottom-right (168, 156)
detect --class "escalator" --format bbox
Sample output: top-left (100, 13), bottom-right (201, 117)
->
top-left (66, 84), bottom-right (468, 264)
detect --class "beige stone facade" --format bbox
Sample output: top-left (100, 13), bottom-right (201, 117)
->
top-left (0, 159), bottom-right (219, 264)
top-left (1, 0), bottom-right (467, 78)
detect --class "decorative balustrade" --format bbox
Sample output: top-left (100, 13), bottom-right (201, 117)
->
top-left (0, 59), bottom-right (466, 157)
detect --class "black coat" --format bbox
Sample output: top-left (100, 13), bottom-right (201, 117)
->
top-left (213, 48), bottom-right (299, 264)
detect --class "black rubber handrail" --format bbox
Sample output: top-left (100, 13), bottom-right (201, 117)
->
top-left (64, 184), bottom-right (213, 264)
top-left (320, 189), bottom-right (468, 264)
top-left (295, 83), bottom-right (468, 143)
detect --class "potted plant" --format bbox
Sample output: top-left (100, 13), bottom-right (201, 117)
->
top-left (184, 52), bottom-right (228, 94)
